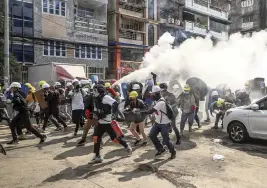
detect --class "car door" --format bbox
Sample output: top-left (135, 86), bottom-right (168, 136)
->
top-left (249, 99), bottom-right (267, 139)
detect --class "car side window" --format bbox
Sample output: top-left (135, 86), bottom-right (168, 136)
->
top-left (258, 99), bottom-right (267, 110)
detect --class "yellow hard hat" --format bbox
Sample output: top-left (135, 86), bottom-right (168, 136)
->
top-left (39, 80), bottom-right (47, 87)
top-left (216, 98), bottom-right (225, 107)
top-left (156, 82), bottom-right (160, 86)
top-left (104, 82), bottom-right (111, 88)
top-left (245, 81), bottom-right (249, 86)
top-left (184, 84), bottom-right (190, 91)
top-left (25, 83), bottom-right (32, 88)
top-left (29, 86), bottom-right (36, 92)
top-left (129, 91), bottom-right (138, 99)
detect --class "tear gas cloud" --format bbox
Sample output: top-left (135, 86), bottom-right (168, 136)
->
top-left (117, 31), bottom-right (267, 91)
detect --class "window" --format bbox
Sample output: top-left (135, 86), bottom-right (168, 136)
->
top-left (258, 99), bottom-right (267, 110)
top-left (74, 44), bottom-right (102, 60)
top-left (43, 0), bottom-right (66, 16)
top-left (241, 0), bottom-right (254, 7)
top-left (148, 0), bottom-right (154, 20)
top-left (12, 19), bottom-right (23, 35)
top-left (43, 0), bottom-right (48, 12)
top-left (86, 67), bottom-right (105, 80)
top-left (24, 44), bottom-right (34, 62)
top-left (242, 15), bottom-right (253, 23)
top-left (43, 40), bottom-right (66, 57)
top-left (148, 25), bottom-right (155, 46)
top-left (12, 43), bottom-right (23, 62)
top-left (24, 3), bottom-right (33, 21)
top-left (12, 1), bottom-right (23, 19)
top-left (24, 20), bottom-right (33, 36)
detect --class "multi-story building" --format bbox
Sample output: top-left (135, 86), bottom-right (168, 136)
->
top-left (158, 0), bottom-right (231, 44)
top-left (108, 0), bottom-right (158, 79)
top-left (229, 0), bottom-right (266, 35)
top-left (9, 0), bottom-right (34, 82)
top-left (9, 0), bottom-right (108, 82)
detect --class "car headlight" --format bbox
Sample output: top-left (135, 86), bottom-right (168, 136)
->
top-left (225, 110), bottom-right (232, 116)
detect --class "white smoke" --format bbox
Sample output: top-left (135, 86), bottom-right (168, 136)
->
top-left (117, 31), bottom-right (267, 91)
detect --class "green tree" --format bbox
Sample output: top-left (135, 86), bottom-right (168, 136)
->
top-left (0, 1), bottom-right (20, 81)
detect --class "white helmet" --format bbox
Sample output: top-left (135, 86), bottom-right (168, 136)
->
top-left (42, 83), bottom-right (50, 89)
top-left (173, 84), bottom-right (180, 89)
top-left (132, 84), bottom-right (141, 90)
top-left (72, 79), bottom-right (79, 85)
top-left (211, 91), bottom-right (219, 96)
top-left (80, 79), bottom-right (90, 85)
top-left (66, 82), bottom-right (72, 87)
top-left (10, 82), bottom-right (21, 89)
top-left (240, 88), bottom-right (246, 93)
top-left (54, 82), bottom-right (61, 87)
top-left (152, 86), bottom-right (162, 93)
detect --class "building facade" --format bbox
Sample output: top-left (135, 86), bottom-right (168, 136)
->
top-left (229, 0), bottom-right (266, 35)
top-left (9, 0), bottom-right (108, 81)
top-left (108, 0), bottom-right (159, 79)
top-left (158, 0), bottom-right (231, 45)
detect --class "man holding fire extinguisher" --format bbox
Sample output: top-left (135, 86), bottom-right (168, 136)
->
top-left (178, 84), bottom-right (196, 136)
top-left (90, 84), bottom-right (132, 164)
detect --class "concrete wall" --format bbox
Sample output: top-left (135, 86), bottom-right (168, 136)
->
top-left (33, 0), bottom-right (108, 69)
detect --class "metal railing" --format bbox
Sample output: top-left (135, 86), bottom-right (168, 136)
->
top-left (74, 16), bottom-right (107, 35)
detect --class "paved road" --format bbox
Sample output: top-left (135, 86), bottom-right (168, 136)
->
top-left (0, 122), bottom-right (267, 188)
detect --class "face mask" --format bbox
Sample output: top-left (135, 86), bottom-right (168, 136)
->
top-left (75, 85), bottom-right (80, 90)
top-left (184, 92), bottom-right (189, 95)
top-left (93, 90), bottom-right (99, 97)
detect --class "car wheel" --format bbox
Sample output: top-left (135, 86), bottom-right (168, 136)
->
top-left (228, 122), bottom-right (248, 143)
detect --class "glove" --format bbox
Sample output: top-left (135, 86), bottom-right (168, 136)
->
top-left (85, 109), bottom-right (91, 119)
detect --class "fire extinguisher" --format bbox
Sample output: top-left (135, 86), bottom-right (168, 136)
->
top-left (111, 120), bottom-right (124, 138)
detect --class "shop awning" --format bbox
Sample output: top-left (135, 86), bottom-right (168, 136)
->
top-left (55, 64), bottom-right (86, 80)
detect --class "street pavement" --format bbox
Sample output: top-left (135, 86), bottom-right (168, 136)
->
top-left (1, 121), bottom-right (267, 188)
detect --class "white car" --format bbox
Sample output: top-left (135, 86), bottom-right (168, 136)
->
top-left (222, 96), bottom-right (267, 143)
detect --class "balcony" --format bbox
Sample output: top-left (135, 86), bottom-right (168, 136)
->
top-left (185, 21), bottom-right (208, 36)
top-left (210, 30), bottom-right (228, 40)
top-left (185, 0), bottom-right (228, 21)
top-left (241, 22), bottom-right (254, 30)
top-left (119, 0), bottom-right (146, 18)
top-left (119, 29), bottom-right (144, 45)
top-left (74, 17), bottom-right (107, 35)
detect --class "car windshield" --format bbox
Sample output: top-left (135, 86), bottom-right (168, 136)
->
top-left (248, 96), bottom-right (267, 107)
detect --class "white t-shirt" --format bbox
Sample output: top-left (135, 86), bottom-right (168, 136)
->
top-left (71, 90), bottom-right (84, 110)
top-left (97, 95), bottom-right (116, 124)
top-left (153, 98), bottom-right (171, 124)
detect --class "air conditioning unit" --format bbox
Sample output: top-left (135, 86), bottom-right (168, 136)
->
top-left (175, 20), bottom-right (181, 25)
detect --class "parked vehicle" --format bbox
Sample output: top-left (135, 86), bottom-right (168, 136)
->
top-left (222, 96), bottom-right (267, 143)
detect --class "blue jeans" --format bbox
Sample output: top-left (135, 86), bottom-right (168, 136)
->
top-left (149, 123), bottom-right (175, 153)
top-left (180, 112), bottom-right (194, 133)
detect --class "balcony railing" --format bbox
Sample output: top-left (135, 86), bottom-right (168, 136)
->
top-left (185, 0), bottom-right (228, 20)
top-left (210, 30), bottom-right (228, 40)
top-left (119, 28), bottom-right (144, 45)
top-left (74, 16), bottom-right (107, 35)
top-left (119, 0), bottom-right (146, 8)
top-left (185, 21), bottom-right (208, 36)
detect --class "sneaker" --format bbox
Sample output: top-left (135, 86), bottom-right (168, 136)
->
top-left (77, 139), bottom-right (86, 146)
top-left (55, 127), bottom-right (63, 131)
top-left (176, 140), bottom-right (181, 145)
top-left (211, 125), bottom-right (219, 129)
top-left (141, 140), bottom-right (148, 146)
top-left (18, 134), bottom-right (26, 140)
top-left (198, 124), bottom-right (202, 128)
top-left (126, 144), bottom-right (133, 155)
top-left (204, 119), bottom-right (210, 122)
top-left (73, 132), bottom-right (77, 137)
top-left (25, 131), bottom-right (32, 135)
top-left (133, 139), bottom-right (142, 146)
top-left (155, 148), bottom-right (166, 157)
top-left (88, 156), bottom-right (103, 164)
top-left (169, 151), bottom-right (176, 159)
top-left (0, 144), bottom-right (6, 155)
top-left (39, 135), bottom-right (47, 144)
top-left (7, 140), bottom-right (19, 145)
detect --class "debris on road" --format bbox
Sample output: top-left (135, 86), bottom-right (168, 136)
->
top-left (212, 154), bottom-right (225, 161)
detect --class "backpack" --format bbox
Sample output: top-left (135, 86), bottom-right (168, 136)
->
top-left (159, 99), bottom-right (174, 120)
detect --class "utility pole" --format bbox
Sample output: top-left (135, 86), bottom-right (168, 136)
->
top-left (4, 0), bottom-right (10, 88)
